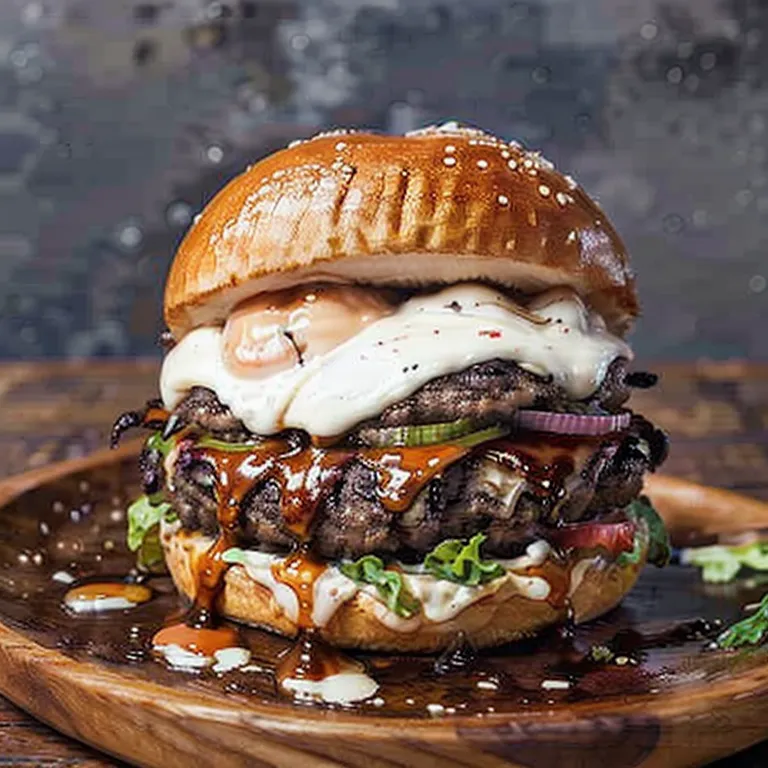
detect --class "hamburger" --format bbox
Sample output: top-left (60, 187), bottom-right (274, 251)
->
top-left (113, 123), bottom-right (670, 653)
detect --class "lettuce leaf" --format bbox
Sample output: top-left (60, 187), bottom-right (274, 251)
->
top-left (423, 533), bottom-right (505, 586)
top-left (146, 431), bottom-right (176, 459)
top-left (339, 555), bottom-right (420, 618)
top-left (718, 593), bottom-right (768, 649)
top-left (127, 494), bottom-right (175, 571)
top-left (682, 541), bottom-right (768, 584)
top-left (619, 496), bottom-right (670, 568)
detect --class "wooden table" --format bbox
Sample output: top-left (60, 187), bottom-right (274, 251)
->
top-left (1, 359), bottom-right (767, 767)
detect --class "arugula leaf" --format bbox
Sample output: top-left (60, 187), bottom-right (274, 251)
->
top-left (423, 533), bottom-right (505, 586)
top-left (718, 594), bottom-right (768, 650)
top-left (127, 495), bottom-right (174, 570)
top-left (340, 555), bottom-right (420, 618)
top-left (620, 496), bottom-right (670, 568)
top-left (683, 542), bottom-right (768, 584)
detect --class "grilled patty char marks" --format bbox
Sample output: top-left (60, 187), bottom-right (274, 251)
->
top-left (169, 357), bottom-right (632, 443)
top-left (140, 360), bottom-right (665, 560)
top-left (149, 421), bottom-right (665, 560)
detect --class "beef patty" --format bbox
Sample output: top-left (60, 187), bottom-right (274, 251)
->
top-left (135, 358), bottom-right (666, 560)
top-left (167, 357), bottom-right (632, 444)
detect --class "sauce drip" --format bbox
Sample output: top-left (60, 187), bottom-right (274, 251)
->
top-left (271, 548), bottom-right (327, 629)
top-left (360, 444), bottom-right (471, 512)
top-left (152, 622), bottom-right (241, 657)
top-left (181, 432), bottom-right (601, 635)
top-left (277, 631), bottom-right (345, 687)
top-left (525, 560), bottom-right (573, 610)
top-left (182, 437), bottom-right (475, 633)
top-left (64, 581), bottom-right (153, 610)
top-left (484, 434), bottom-right (599, 501)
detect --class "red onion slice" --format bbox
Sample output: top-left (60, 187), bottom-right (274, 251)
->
top-left (513, 410), bottom-right (631, 436)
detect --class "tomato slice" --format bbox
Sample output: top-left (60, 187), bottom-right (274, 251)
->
top-left (549, 520), bottom-right (637, 556)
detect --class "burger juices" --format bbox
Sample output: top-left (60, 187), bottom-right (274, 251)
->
top-left (112, 124), bottom-right (670, 675)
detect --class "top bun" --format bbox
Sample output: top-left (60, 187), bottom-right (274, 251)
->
top-left (164, 123), bottom-right (638, 338)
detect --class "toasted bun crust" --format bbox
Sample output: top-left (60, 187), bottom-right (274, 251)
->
top-left (161, 525), bottom-right (648, 652)
top-left (165, 124), bottom-right (638, 339)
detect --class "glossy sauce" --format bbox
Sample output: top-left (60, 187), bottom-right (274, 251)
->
top-left (360, 443), bottom-right (472, 512)
top-left (525, 560), bottom-right (573, 610)
top-left (64, 581), bottom-right (153, 612)
top-left (181, 433), bottom-right (601, 636)
top-left (484, 434), bottom-right (605, 501)
top-left (152, 622), bottom-right (241, 657)
top-left (271, 548), bottom-right (327, 629)
top-left (277, 631), bottom-right (344, 685)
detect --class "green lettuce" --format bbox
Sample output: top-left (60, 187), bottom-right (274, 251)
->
top-left (683, 541), bottom-right (768, 584)
top-left (718, 593), bottom-right (768, 650)
top-left (340, 555), bottom-right (420, 618)
top-left (127, 494), bottom-right (175, 571)
top-left (146, 430), bottom-right (176, 459)
top-left (423, 533), bottom-right (505, 586)
top-left (619, 496), bottom-right (671, 568)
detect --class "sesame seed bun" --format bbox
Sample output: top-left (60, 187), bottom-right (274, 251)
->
top-left (164, 124), bottom-right (638, 339)
top-left (161, 522), bottom-right (648, 653)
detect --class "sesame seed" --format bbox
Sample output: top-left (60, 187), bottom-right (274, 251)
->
top-left (566, 230), bottom-right (577, 243)
top-left (477, 159), bottom-right (488, 169)
top-left (444, 144), bottom-right (456, 154)
top-left (501, 150), bottom-right (511, 159)
top-left (556, 192), bottom-right (568, 206)
top-left (335, 141), bottom-right (347, 151)
top-left (476, 680), bottom-right (499, 691)
top-left (507, 159), bottom-right (517, 170)
top-left (565, 174), bottom-right (577, 189)
top-left (443, 156), bottom-right (457, 167)
top-left (538, 184), bottom-right (551, 197)
top-left (523, 158), bottom-right (533, 168)
top-left (497, 194), bottom-right (509, 205)
top-left (528, 169), bottom-right (538, 176)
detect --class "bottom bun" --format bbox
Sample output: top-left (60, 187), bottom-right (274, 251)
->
top-left (161, 524), bottom-right (648, 652)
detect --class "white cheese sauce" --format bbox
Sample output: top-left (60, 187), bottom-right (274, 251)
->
top-left (210, 539), bottom-right (555, 634)
top-left (280, 670), bottom-right (379, 705)
top-left (160, 283), bottom-right (631, 437)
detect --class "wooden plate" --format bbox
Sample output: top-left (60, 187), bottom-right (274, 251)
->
top-left (0, 444), bottom-right (767, 768)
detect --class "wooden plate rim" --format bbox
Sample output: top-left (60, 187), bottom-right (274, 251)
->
top-left (0, 446), bottom-right (767, 742)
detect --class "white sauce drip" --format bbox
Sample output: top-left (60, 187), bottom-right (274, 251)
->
top-left (64, 595), bottom-right (138, 614)
top-left (153, 644), bottom-right (251, 673)
top-left (212, 647), bottom-right (252, 674)
top-left (569, 557), bottom-right (600, 597)
top-left (229, 550), bottom-right (300, 624)
top-left (161, 283), bottom-right (631, 437)
top-left (154, 644), bottom-right (212, 670)
top-left (180, 534), bottom-right (555, 634)
top-left (281, 670), bottom-right (379, 705)
top-left (311, 568), bottom-right (358, 627)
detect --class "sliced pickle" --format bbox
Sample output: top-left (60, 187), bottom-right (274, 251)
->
top-left (361, 419), bottom-right (507, 448)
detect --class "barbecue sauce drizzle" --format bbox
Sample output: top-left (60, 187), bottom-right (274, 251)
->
top-left (138, 403), bottom-right (606, 668)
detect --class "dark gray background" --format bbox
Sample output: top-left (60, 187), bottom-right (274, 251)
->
top-left (0, 0), bottom-right (766, 360)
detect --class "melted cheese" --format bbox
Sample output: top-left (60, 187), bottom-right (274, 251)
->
top-left (161, 283), bottom-right (631, 437)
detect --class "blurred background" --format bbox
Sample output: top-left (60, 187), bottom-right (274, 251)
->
top-left (0, 0), bottom-right (766, 360)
